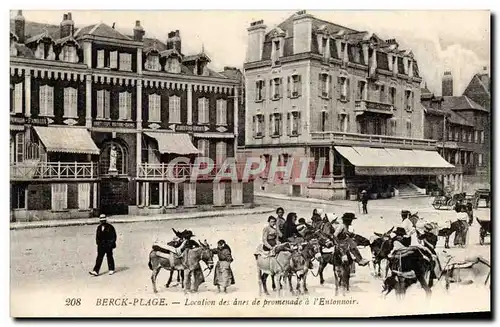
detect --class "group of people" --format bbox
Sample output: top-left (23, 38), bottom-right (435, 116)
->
top-left (261, 207), bottom-right (370, 267)
top-left (88, 214), bottom-right (235, 292)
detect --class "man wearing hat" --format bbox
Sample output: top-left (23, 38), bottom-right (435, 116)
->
top-left (400, 210), bottom-right (417, 243)
top-left (333, 213), bottom-right (369, 266)
top-left (360, 190), bottom-right (369, 214)
top-left (89, 214), bottom-right (117, 276)
top-left (417, 223), bottom-right (438, 254)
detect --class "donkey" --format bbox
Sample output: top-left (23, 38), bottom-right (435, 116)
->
top-left (286, 239), bottom-right (322, 295)
top-left (369, 227), bottom-right (394, 278)
top-left (255, 243), bottom-right (294, 296)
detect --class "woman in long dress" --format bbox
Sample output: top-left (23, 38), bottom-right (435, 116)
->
top-left (213, 240), bottom-right (235, 293)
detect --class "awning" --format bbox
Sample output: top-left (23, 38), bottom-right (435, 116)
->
top-left (335, 146), bottom-right (455, 176)
top-left (34, 126), bottom-right (100, 155)
top-left (144, 132), bottom-right (201, 155)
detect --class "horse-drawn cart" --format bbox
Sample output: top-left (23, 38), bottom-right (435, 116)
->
top-left (476, 217), bottom-right (491, 245)
top-left (432, 193), bottom-right (464, 210)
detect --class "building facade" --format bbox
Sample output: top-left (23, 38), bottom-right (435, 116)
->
top-left (10, 11), bottom-right (253, 222)
top-left (242, 10), bottom-right (454, 200)
top-left (422, 70), bottom-right (490, 193)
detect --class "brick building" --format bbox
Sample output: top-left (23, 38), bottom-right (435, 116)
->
top-left (241, 10), bottom-right (454, 200)
top-left (422, 69), bottom-right (490, 193)
top-left (10, 11), bottom-right (253, 222)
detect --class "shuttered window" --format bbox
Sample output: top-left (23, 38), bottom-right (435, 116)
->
top-left (198, 97), bottom-right (209, 124)
top-left (169, 95), bottom-right (181, 123)
top-left (51, 184), bottom-right (68, 210)
top-left (13, 82), bottom-right (23, 113)
top-left (39, 85), bottom-right (54, 116)
top-left (216, 99), bottom-right (227, 125)
top-left (63, 87), bottom-right (78, 118)
top-left (119, 91), bottom-right (132, 120)
top-left (78, 183), bottom-right (91, 209)
top-left (231, 182), bottom-right (243, 205)
top-left (96, 90), bottom-right (111, 119)
top-left (149, 93), bottom-right (161, 122)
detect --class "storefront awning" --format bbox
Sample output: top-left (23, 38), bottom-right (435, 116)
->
top-left (144, 132), bottom-right (201, 155)
top-left (34, 126), bottom-right (100, 155)
top-left (335, 146), bottom-right (455, 176)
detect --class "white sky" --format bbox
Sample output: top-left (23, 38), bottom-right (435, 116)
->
top-left (11, 10), bottom-right (489, 96)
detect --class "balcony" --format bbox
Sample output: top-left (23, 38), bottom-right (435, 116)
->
top-left (310, 131), bottom-right (437, 150)
top-left (137, 163), bottom-right (255, 181)
top-left (10, 161), bottom-right (99, 181)
top-left (354, 100), bottom-right (394, 115)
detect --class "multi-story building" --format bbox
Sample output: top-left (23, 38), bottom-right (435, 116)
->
top-left (241, 10), bottom-right (454, 200)
top-left (219, 67), bottom-right (246, 146)
top-left (422, 70), bottom-right (490, 193)
top-left (10, 11), bottom-right (253, 222)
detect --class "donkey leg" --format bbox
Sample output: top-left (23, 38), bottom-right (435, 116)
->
top-left (271, 274), bottom-right (277, 291)
top-left (418, 273), bottom-right (432, 297)
top-left (261, 273), bottom-right (270, 295)
top-left (303, 272), bottom-right (309, 294)
top-left (151, 267), bottom-right (161, 294)
top-left (165, 269), bottom-right (174, 288)
top-left (318, 261), bottom-right (327, 285)
top-left (334, 267), bottom-right (340, 296)
top-left (288, 273), bottom-right (294, 294)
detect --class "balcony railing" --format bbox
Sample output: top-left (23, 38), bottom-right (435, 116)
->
top-left (354, 100), bottom-right (394, 114)
top-left (10, 161), bottom-right (99, 180)
top-left (310, 131), bottom-right (437, 148)
top-left (137, 163), bottom-right (255, 181)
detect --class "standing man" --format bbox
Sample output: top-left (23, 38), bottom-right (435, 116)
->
top-left (360, 190), bottom-right (369, 214)
top-left (275, 207), bottom-right (286, 242)
top-left (89, 214), bottom-right (117, 276)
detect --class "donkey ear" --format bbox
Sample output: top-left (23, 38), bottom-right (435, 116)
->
top-left (386, 226), bottom-right (394, 235)
top-left (374, 232), bottom-right (383, 237)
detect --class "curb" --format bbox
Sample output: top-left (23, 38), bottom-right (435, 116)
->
top-left (10, 207), bottom-right (275, 231)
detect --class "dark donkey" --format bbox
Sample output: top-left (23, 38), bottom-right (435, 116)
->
top-left (286, 238), bottom-right (322, 295)
top-left (436, 220), bottom-right (466, 248)
top-left (369, 227), bottom-right (395, 278)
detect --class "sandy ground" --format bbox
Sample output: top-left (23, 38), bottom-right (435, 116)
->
top-left (10, 196), bottom-right (491, 317)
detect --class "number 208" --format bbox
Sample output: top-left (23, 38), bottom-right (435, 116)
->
top-left (65, 298), bottom-right (81, 306)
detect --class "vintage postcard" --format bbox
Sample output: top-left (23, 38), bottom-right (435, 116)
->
top-left (9, 9), bottom-right (491, 318)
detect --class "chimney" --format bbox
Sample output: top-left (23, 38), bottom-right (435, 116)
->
top-left (133, 20), bottom-right (145, 42)
top-left (292, 11), bottom-right (313, 54)
top-left (60, 12), bottom-right (75, 38)
top-left (246, 20), bottom-right (267, 62)
top-left (442, 71), bottom-right (453, 96)
top-left (166, 30), bottom-right (181, 54)
top-left (14, 10), bottom-right (25, 44)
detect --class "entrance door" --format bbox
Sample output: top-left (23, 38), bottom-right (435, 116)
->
top-left (164, 183), bottom-right (176, 207)
top-left (100, 178), bottom-right (129, 215)
top-left (292, 185), bottom-right (301, 196)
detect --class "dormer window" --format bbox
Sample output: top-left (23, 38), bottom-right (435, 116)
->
top-left (35, 43), bottom-right (46, 60)
top-left (119, 53), bottom-right (132, 71)
top-left (271, 39), bottom-right (283, 66)
top-left (145, 54), bottom-right (161, 71)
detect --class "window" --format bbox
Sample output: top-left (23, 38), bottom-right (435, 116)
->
top-left (356, 81), bottom-right (366, 101)
top-left (474, 130), bottom-right (478, 143)
top-left (405, 90), bottom-right (413, 111)
top-left (119, 53), bottom-right (132, 71)
top-left (231, 182), bottom-right (243, 205)
top-left (197, 97), bottom-right (209, 124)
top-left (12, 82), bottom-right (23, 114)
top-left (213, 183), bottom-right (226, 206)
top-left (390, 119), bottom-right (397, 136)
top-left (321, 110), bottom-right (327, 132)
top-left (271, 78), bottom-right (282, 99)
top-left (455, 128), bottom-right (459, 142)
top-left (97, 50), bottom-right (105, 68)
top-left (35, 43), bottom-right (45, 59)
top-left (468, 131), bottom-right (473, 143)
top-left (272, 40), bottom-right (281, 65)
top-left (51, 183), bottom-right (68, 211)
top-left (254, 114), bottom-right (264, 137)
top-left (11, 184), bottom-right (26, 209)
top-left (270, 113), bottom-right (282, 136)
top-left (216, 141), bottom-right (226, 167)
top-left (13, 133), bottom-right (24, 163)
top-left (480, 131), bottom-right (485, 144)
top-left (39, 85), bottom-right (54, 116)
top-left (338, 113), bottom-right (349, 133)
top-left (145, 54), bottom-right (161, 71)
top-left (169, 95), bottom-right (181, 123)
top-left (149, 182), bottom-right (160, 206)
top-left (462, 130), bottom-right (467, 143)
top-left (288, 110), bottom-right (301, 136)
top-left (319, 74), bottom-right (330, 98)
top-left (389, 87), bottom-right (397, 105)
top-left (110, 51), bottom-right (118, 69)
top-left (216, 99), bottom-right (227, 125)
top-left (255, 80), bottom-right (264, 101)
top-left (406, 120), bottom-right (412, 138)
top-left (63, 87), bottom-right (78, 118)
top-left (78, 183), bottom-right (91, 209)
top-left (478, 153), bottom-right (483, 166)
top-left (148, 93), bottom-right (161, 122)
top-left (62, 45), bottom-right (77, 63)
top-left (380, 85), bottom-right (386, 103)
top-left (197, 139), bottom-right (210, 158)
top-left (166, 58), bottom-right (181, 73)
top-left (96, 90), bottom-right (111, 119)
top-left (184, 183), bottom-right (196, 207)
top-left (338, 76), bottom-right (349, 101)
top-left (118, 91), bottom-right (132, 120)
top-left (290, 75), bottom-right (301, 97)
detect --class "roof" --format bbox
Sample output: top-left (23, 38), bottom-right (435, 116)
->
top-left (144, 132), bottom-right (201, 155)
top-left (447, 110), bottom-right (474, 127)
top-left (10, 19), bottom-right (61, 40)
top-left (75, 23), bottom-right (132, 41)
top-left (442, 95), bottom-right (488, 113)
top-left (183, 52), bottom-right (211, 62)
top-left (34, 127), bottom-right (100, 155)
top-left (54, 35), bottom-right (79, 47)
top-left (218, 67), bottom-right (243, 81)
top-left (25, 30), bottom-right (53, 44)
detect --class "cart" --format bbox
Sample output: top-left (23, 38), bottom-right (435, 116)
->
top-left (432, 193), bottom-right (461, 210)
top-left (476, 217), bottom-right (491, 245)
top-left (473, 189), bottom-right (491, 209)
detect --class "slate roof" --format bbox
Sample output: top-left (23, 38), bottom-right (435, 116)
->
top-left (442, 95), bottom-right (488, 113)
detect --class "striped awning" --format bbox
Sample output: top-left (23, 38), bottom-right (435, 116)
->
top-left (144, 132), bottom-right (201, 155)
top-left (34, 126), bottom-right (100, 155)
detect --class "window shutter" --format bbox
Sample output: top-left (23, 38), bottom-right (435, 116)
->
top-left (346, 78), bottom-right (351, 102)
top-left (279, 114), bottom-right (284, 136)
top-left (287, 76), bottom-right (291, 97)
top-left (14, 83), bottom-right (23, 113)
top-left (346, 114), bottom-right (350, 132)
top-left (328, 75), bottom-right (333, 98)
top-left (287, 112), bottom-right (291, 135)
top-left (318, 74), bottom-right (322, 96)
top-left (110, 51), bottom-right (118, 69)
top-left (97, 90), bottom-right (103, 118)
top-left (104, 90), bottom-right (111, 119)
top-left (269, 114), bottom-right (273, 135)
top-left (297, 112), bottom-right (302, 135)
top-left (64, 88), bottom-right (70, 117)
top-left (297, 75), bottom-right (302, 96)
top-left (336, 77), bottom-right (342, 99)
top-left (255, 81), bottom-right (259, 101)
top-left (252, 115), bottom-right (256, 137)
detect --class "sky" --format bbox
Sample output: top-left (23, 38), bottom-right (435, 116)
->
top-left (11, 10), bottom-right (490, 96)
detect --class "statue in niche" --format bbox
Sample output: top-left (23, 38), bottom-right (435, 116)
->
top-left (108, 145), bottom-right (118, 174)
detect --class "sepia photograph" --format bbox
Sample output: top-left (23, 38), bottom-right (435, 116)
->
top-left (8, 8), bottom-right (491, 318)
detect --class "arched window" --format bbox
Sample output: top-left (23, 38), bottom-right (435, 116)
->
top-left (100, 141), bottom-right (129, 175)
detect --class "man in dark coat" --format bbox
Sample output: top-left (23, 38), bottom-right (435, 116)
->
top-left (360, 190), bottom-right (369, 214)
top-left (89, 214), bottom-right (117, 276)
